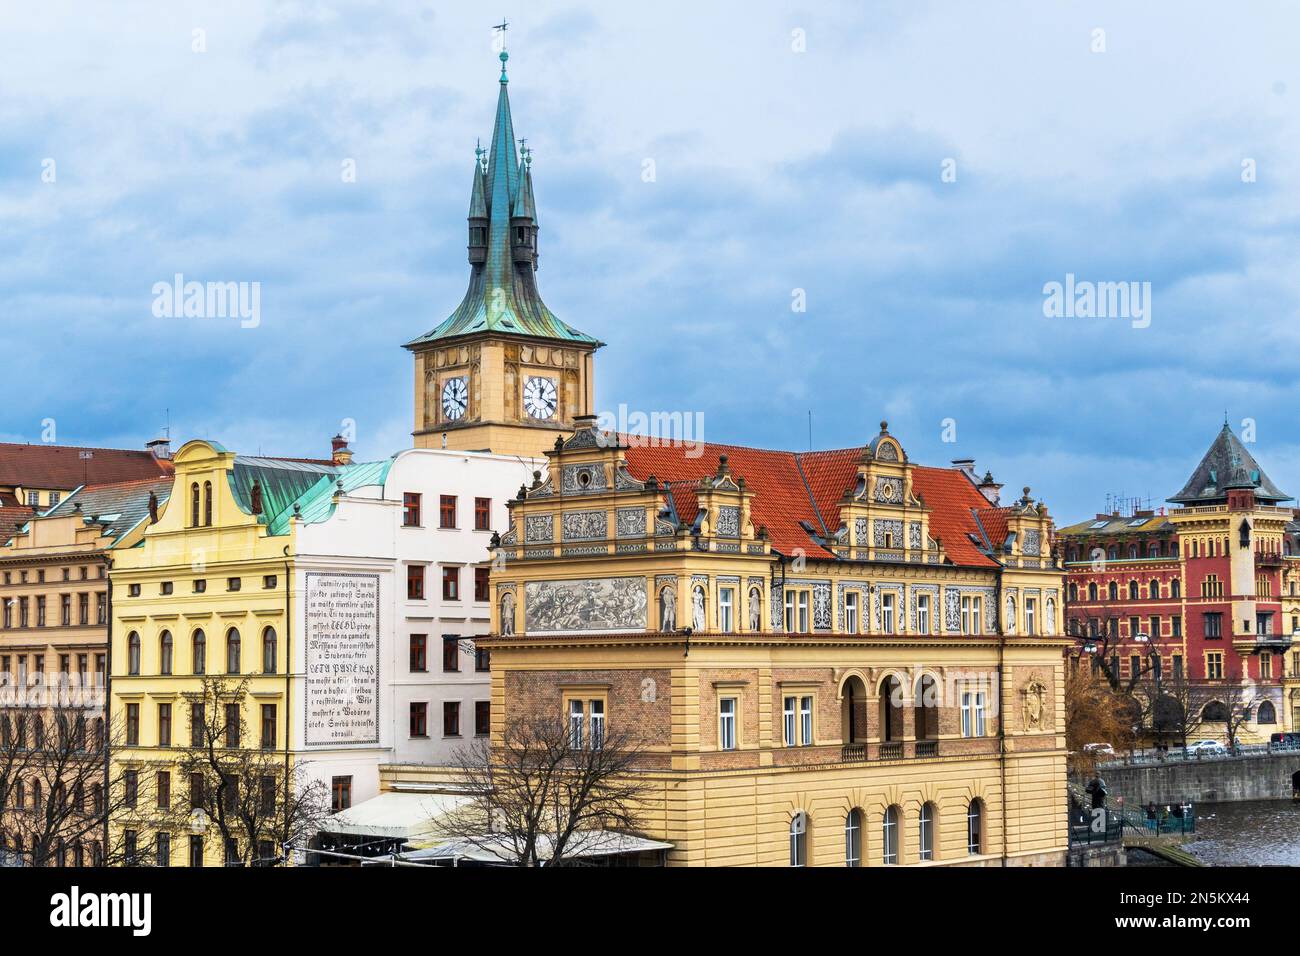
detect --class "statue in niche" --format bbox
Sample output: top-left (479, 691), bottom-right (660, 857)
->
top-left (1022, 677), bottom-right (1048, 731)
top-left (692, 586), bottom-right (706, 632)
top-left (748, 588), bottom-right (762, 632)
top-left (660, 586), bottom-right (676, 632)
top-left (499, 593), bottom-right (515, 637)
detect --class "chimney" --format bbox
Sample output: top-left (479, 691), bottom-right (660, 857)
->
top-left (951, 459), bottom-right (977, 481)
top-left (147, 436), bottom-right (172, 461)
top-left (331, 435), bottom-right (353, 466)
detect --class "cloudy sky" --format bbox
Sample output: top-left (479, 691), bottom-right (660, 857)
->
top-left (3, 0), bottom-right (1300, 521)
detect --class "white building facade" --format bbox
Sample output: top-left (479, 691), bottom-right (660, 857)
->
top-left (292, 448), bottom-right (536, 808)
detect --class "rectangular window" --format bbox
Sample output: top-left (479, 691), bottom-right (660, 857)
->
top-left (1173, 655), bottom-right (1183, 679)
top-left (189, 835), bottom-right (203, 868)
top-left (797, 592), bottom-right (810, 633)
top-left (160, 582), bottom-right (173, 596)
top-left (407, 565), bottom-right (425, 601)
top-left (960, 596), bottom-right (981, 635)
top-left (442, 567), bottom-right (460, 601)
top-left (260, 704), bottom-right (276, 750)
top-left (474, 701), bottom-right (491, 737)
top-left (719, 587), bottom-right (734, 633)
top-left (36, 596), bottom-right (45, 627)
top-left (799, 696), bottom-right (813, 746)
top-left (124, 831), bottom-right (138, 866)
top-left (783, 591), bottom-right (795, 632)
top-left (259, 777), bottom-right (276, 816)
top-left (719, 697), bottom-right (737, 751)
top-left (881, 593), bottom-right (895, 634)
top-left (156, 832), bottom-right (171, 868)
top-left (1129, 655), bottom-right (1141, 678)
top-left (1261, 652), bottom-right (1273, 680)
top-left (1150, 615), bottom-right (1160, 639)
top-left (1207, 652), bottom-right (1224, 680)
top-left (158, 703), bottom-right (172, 747)
top-left (60, 594), bottom-right (71, 626)
top-left (1129, 616), bottom-right (1140, 638)
top-left (590, 700), bottom-right (605, 751)
top-left (402, 492), bottom-right (422, 527)
top-left (1025, 598), bottom-right (1037, 636)
top-left (409, 703), bottom-right (428, 738)
top-left (224, 703), bottom-right (240, 748)
top-left (126, 704), bottom-right (139, 746)
top-left (961, 691), bottom-right (988, 738)
top-left (443, 701), bottom-right (460, 738)
top-left (569, 700), bottom-right (584, 750)
top-left (157, 771), bottom-right (171, 810)
top-left (475, 645), bottom-right (491, 673)
top-left (442, 637), bottom-right (461, 673)
top-left (474, 498), bottom-right (491, 531)
top-left (189, 772), bottom-right (205, 809)
top-left (331, 777), bottom-right (352, 813)
top-left (409, 635), bottom-right (427, 673)
top-left (783, 696), bottom-right (797, 747)
top-left (1205, 613), bottom-right (1223, 639)
top-left (845, 592), bottom-right (859, 634)
top-left (1172, 615), bottom-right (1182, 638)
top-left (191, 703), bottom-right (205, 747)
top-left (439, 495), bottom-right (457, 529)
top-left (95, 592), bottom-right (106, 625)
top-left (227, 578), bottom-right (241, 592)
top-left (193, 579), bottom-right (207, 594)
top-left (124, 770), bottom-right (139, 809)
top-left (474, 567), bottom-right (490, 603)
top-left (917, 594), bottom-right (930, 634)
top-left (262, 575), bottom-right (277, 590)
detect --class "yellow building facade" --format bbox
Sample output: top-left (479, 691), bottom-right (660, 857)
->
top-left (478, 419), bottom-right (1070, 866)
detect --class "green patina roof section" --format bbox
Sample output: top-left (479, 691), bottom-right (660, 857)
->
top-left (405, 58), bottom-right (599, 349)
top-left (228, 457), bottom-right (339, 533)
top-left (265, 458), bottom-right (394, 536)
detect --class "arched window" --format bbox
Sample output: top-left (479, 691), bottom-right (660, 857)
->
top-left (1149, 542), bottom-right (1161, 558)
top-left (159, 631), bottom-right (173, 676)
top-left (919, 802), bottom-right (937, 861)
top-left (880, 675), bottom-right (903, 743)
top-left (1201, 701), bottom-right (1228, 722)
top-left (226, 629), bottom-right (241, 674)
top-left (914, 675), bottom-right (938, 741)
top-left (1149, 580), bottom-right (1160, 600)
top-left (192, 630), bottom-right (207, 675)
top-left (882, 806), bottom-right (900, 865)
top-left (127, 632), bottom-right (141, 676)
top-left (262, 627), bottom-right (277, 674)
top-left (1087, 583), bottom-right (1098, 602)
top-left (1107, 546), bottom-right (1118, 560)
top-left (1257, 701), bottom-right (1277, 724)
top-left (1171, 541), bottom-right (1180, 558)
top-left (1108, 582), bottom-right (1119, 602)
top-left (1128, 544), bottom-right (1139, 559)
top-left (203, 481), bottom-right (213, 527)
top-left (1170, 579), bottom-right (1181, 599)
top-left (190, 483), bottom-right (200, 527)
top-left (967, 800), bottom-right (984, 855)
top-left (1128, 581), bottom-right (1139, 601)
top-left (789, 812), bottom-right (809, 867)
top-left (1068, 583), bottom-right (1078, 602)
top-left (845, 809), bottom-right (862, 867)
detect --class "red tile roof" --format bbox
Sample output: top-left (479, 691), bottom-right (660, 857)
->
top-left (0, 506), bottom-right (35, 541)
top-left (0, 443), bottom-right (172, 491)
top-left (622, 440), bottom-right (999, 567)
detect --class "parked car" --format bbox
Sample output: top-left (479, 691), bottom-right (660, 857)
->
top-left (1082, 743), bottom-right (1115, 756)
top-left (1188, 740), bottom-right (1226, 755)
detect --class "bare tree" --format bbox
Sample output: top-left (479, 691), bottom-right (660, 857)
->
top-left (0, 707), bottom-right (141, 867)
top-left (165, 677), bottom-right (328, 866)
top-left (437, 716), bottom-right (651, 867)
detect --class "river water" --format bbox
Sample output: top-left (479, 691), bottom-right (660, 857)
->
top-left (1182, 800), bottom-right (1300, 866)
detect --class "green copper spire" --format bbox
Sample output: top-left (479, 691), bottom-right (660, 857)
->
top-left (406, 51), bottom-right (599, 349)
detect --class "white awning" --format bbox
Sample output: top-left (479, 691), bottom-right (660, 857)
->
top-left (402, 830), bottom-right (674, 865)
top-left (323, 791), bottom-right (472, 843)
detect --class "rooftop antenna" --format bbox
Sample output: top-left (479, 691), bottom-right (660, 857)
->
top-left (808, 411), bottom-right (813, 451)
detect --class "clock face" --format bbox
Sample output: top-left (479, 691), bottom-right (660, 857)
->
top-left (441, 377), bottom-right (469, 422)
top-left (523, 376), bottom-right (558, 420)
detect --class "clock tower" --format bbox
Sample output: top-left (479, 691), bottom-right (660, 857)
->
top-left (405, 50), bottom-right (602, 458)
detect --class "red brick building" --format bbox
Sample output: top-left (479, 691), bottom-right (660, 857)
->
top-left (1058, 424), bottom-right (1296, 742)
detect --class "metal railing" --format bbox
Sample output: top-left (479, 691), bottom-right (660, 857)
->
top-left (916, 740), bottom-right (939, 757)
top-left (1096, 741), bottom-right (1298, 769)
